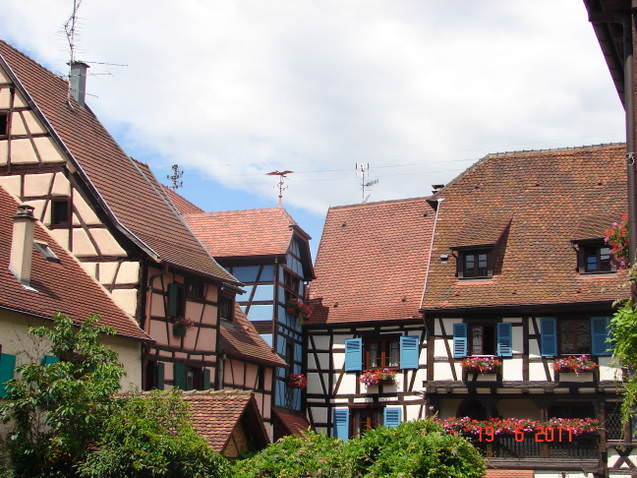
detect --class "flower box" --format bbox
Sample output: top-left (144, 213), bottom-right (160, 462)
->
top-left (359, 368), bottom-right (397, 387)
top-left (435, 417), bottom-right (600, 439)
top-left (552, 355), bottom-right (598, 375)
top-left (286, 298), bottom-right (314, 321)
top-left (462, 356), bottom-right (502, 374)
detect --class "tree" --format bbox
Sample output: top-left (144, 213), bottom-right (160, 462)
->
top-left (610, 300), bottom-right (637, 424)
top-left (0, 313), bottom-right (124, 478)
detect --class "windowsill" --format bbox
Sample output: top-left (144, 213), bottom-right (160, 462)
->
top-left (455, 277), bottom-right (493, 283)
top-left (577, 271), bottom-right (617, 277)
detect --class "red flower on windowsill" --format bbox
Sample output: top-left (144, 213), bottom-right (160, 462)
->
top-left (286, 298), bottom-right (314, 321)
top-left (552, 355), bottom-right (598, 374)
top-left (288, 373), bottom-right (307, 389)
top-left (435, 417), bottom-right (600, 438)
top-left (461, 356), bottom-right (502, 374)
top-left (359, 368), bottom-right (397, 386)
top-left (604, 215), bottom-right (629, 269)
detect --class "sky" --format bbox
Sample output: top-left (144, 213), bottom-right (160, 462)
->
top-left (0, 1), bottom-right (625, 255)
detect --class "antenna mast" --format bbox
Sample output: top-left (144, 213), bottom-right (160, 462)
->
top-left (266, 170), bottom-right (294, 207)
top-left (64, 0), bottom-right (82, 103)
top-left (167, 164), bottom-right (184, 189)
top-left (355, 162), bottom-right (379, 202)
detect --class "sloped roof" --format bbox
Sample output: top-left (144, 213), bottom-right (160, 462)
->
top-left (309, 197), bottom-right (435, 324)
top-left (220, 303), bottom-right (286, 367)
top-left (273, 408), bottom-right (311, 435)
top-left (184, 207), bottom-right (304, 258)
top-left (485, 470), bottom-right (533, 478)
top-left (183, 390), bottom-right (269, 453)
top-left (161, 185), bottom-right (204, 215)
top-left (0, 186), bottom-right (149, 341)
top-left (0, 40), bottom-right (238, 286)
top-left (422, 143), bottom-right (628, 311)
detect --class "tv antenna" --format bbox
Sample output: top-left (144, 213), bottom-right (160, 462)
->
top-left (355, 162), bottom-right (379, 203)
top-left (266, 170), bottom-right (294, 207)
top-left (64, 0), bottom-right (82, 104)
top-left (167, 164), bottom-right (184, 190)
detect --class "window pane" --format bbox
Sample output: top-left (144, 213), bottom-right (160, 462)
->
top-left (478, 254), bottom-right (488, 268)
top-left (559, 319), bottom-right (591, 354)
top-left (368, 343), bottom-right (379, 368)
top-left (471, 325), bottom-right (483, 355)
top-left (389, 341), bottom-right (400, 367)
top-left (465, 254), bottom-right (475, 269)
top-left (586, 254), bottom-right (597, 271)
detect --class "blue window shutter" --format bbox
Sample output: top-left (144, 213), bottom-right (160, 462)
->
top-left (173, 362), bottom-right (186, 389)
top-left (400, 336), bottom-right (419, 369)
top-left (453, 323), bottom-right (468, 358)
top-left (41, 355), bottom-right (60, 365)
top-left (0, 353), bottom-right (16, 398)
top-left (540, 317), bottom-right (557, 357)
top-left (334, 408), bottom-right (350, 441)
top-left (344, 338), bottom-right (362, 371)
top-left (156, 362), bottom-right (165, 390)
top-left (496, 323), bottom-right (513, 357)
top-left (384, 407), bottom-right (402, 428)
top-left (591, 317), bottom-right (611, 356)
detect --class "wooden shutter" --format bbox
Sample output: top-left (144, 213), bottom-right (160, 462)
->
top-left (0, 353), bottom-right (16, 398)
top-left (383, 407), bottom-right (402, 428)
top-left (344, 338), bottom-right (362, 371)
top-left (173, 362), bottom-right (186, 390)
top-left (202, 368), bottom-right (211, 390)
top-left (156, 362), bottom-right (165, 390)
top-left (399, 336), bottom-right (419, 369)
top-left (452, 323), bottom-right (468, 358)
top-left (591, 317), bottom-right (611, 356)
top-left (41, 355), bottom-right (60, 365)
top-left (334, 408), bottom-right (350, 441)
top-left (496, 322), bottom-right (513, 357)
top-left (167, 283), bottom-right (180, 318)
top-left (540, 317), bottom-right (557, 357)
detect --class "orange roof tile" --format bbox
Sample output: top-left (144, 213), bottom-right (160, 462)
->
top-left (0, 40), bottom-right (238, 286)
top-left (422, 144), bottom-right (628, 311)
top-left (309, 197), bottom-right (435, 324)
top-left (273, 408), bottom-right (311, 435)
top-left (161, 185), bottom-right (204, 215)
top-left (183, 390), bottom-right (269, 452)
top-left (485, 470), bottom-right (533, 478)
top-left (0, 186), bottom-right (149, 341)
top-left (184, 208), bottom-right (304, 258)
top-left (220, 304), bottom-right (286, 367)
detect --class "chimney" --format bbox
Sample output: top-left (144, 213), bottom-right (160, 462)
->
top-left (9, 204), bottom-right (36, 286)
top-left (69, 61), bottom-right (90, 106)
top-left (431, 184), bottom-right (445, 194)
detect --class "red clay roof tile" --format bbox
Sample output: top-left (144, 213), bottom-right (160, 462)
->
top-left (273, 408), bottom-right (311, 435)
top-left (161, 185), bottom-right (204, 215)
top-left (0, 186), bottom-right (149, 340)
top-left (0, 40), bottom-right (238, 285)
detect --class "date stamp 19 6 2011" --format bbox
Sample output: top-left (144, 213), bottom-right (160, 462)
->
top-left (478, 426), bottom-right (575, 443)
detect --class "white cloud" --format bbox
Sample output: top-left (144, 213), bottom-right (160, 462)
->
top-left (0, 0), bottom-right (624, 212)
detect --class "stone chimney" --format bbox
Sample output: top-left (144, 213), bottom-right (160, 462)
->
top-left (69, 61), bottom-right (90, 106)
top-left (9, 204), bottom-right (36, 286)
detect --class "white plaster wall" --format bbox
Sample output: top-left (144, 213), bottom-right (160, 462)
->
top-left (0, 175), bottom-right (21, 196)
top-left (502, 357), bottom-right (524, 381)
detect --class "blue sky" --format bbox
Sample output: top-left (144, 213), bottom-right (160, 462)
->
top-left (0, 1), bottom-right (625, 257)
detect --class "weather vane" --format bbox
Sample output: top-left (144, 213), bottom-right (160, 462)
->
top-left (266, 170), bottom-right (294, 207)
top-left (167, 164), bottom-right (184, 190)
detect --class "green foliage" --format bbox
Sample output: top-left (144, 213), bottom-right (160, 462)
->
top-left (77, 390), bottom-right (229, 478)
top-left (0, 313), bottom-right (123, 478)
top-left (610, 300), bottom-right (637, 425)
top-left (232, 420), bottom-right (485, 478)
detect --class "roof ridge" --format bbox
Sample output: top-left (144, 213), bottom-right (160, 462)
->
top-left (186, 207), bottom-right (289, 216)
top-left (0, 39), bottom-right (67, 84)
top-left (484, 142), bottom-right (625, 158)
top-left (329, 196), bottom-right (431, 210)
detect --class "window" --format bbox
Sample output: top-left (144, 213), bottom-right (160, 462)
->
top-left (51, 198), bottom-right (70, 227)
top-left (0, 112), bottom-right (7, 137)
top-left (285, 342), bottom-right (294, 378)
top-left (577, 242), bottom-right (614, 273)
top-left (469, 323), bottom-right (496, 356)
top-left (187, 278), bottom-right (204, 299)
top-left (257, 365), bottom-right (265, 390)
top-left (144, 361), bottom-right (164, 391)
top-left (350, 406), bottom-right (381, 438)
top-left (458, 249), bottom-right (491, 278)
top-left (540, 316), bottom-right (611, 357)
top-left (453, 322), bottom-right (512, 358)
top-left (173, 362), bottom-right (210, 390)
top-left (167, 283), bottom-right (185, 318)
top-left (559, 318), bottom-right (591, 355)
top-left (219, 295), bottom-right (234, 321)
top-left (364, 336), bottom-right (400, 369)
top-left (33, 242), bottom-right (61, 263)
top-left (334, 406), bottom-right (402, 441)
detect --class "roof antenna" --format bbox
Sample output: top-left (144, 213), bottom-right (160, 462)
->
top-left (64, 0), bottom-right (82, 107)
top-left (355, 162), bottom-right (379, 203)
top-left (266, 170), bottom-right (293, 207)
top-left (167, 164), bottom-right (184, 190)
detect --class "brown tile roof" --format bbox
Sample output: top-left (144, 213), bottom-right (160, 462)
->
top-left (485, 470), bottom-right (533, 478)
top-left (309, 197), bottom-right (436, 324)
top-left (161, 185), bottom-right (204, 215)
top-left (451, 216), bottom-right (511, 249)
top-left (422, 144), bottom-right (628, 311)
top-left (0, 186), bottom-right (149, 340)
top-left (184, 207), bottom-right (307, 258)
top-left (183, 390), bottom-right (268, 452)
top-left (220, 303), bottom-right (286, 367)
top-left (0, 40), bottom-right (238, 286)
top-left (273, 408), bottom-right (311, 435)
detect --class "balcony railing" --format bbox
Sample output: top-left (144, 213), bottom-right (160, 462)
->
top-left (476, 434), bottom-right (599, 459)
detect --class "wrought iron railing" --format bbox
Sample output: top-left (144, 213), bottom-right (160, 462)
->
top-left (476, 434), bottom-right (599, 459)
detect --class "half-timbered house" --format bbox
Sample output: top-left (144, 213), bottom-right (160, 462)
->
top-left (306, 197), bottom-right (435, 439)
top-left (174, 204), bottom-right (315, 439)
top-left (0, 40), bottom-right (242, 392)
top-left (421, 144), bottom-right (628, 477)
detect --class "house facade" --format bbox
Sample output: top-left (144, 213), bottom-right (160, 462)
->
top-left (308, 144), bottom-right (629, 478)
top-left (0, 40), bottom-right (242, 392)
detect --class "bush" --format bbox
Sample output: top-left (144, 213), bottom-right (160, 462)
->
top-left (232, 420), bottom-right (485, 478)
top-left (77, 390), bottom-right (230, 478)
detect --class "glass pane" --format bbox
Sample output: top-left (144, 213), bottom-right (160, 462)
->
top-left (368, 343), bottom-right (379, 368)
top-left (478, 254), bottom-right (488, 268)
top-left (471, 325), bottom-right (483, 355)
top-left (389, 341), bottom-right (400, 367)
top-left (465, 254), bottom-right (475, 268)
top-left (586, 255), bottom-right (597, 271)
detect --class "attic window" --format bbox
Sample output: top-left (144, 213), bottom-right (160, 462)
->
top-left (0, 112), bottom-right (7, 137)
top-left (458, 249), bottom-right (491, 279)
top-left (51, 198), bottom-right (70, 227)
top-left (33, 242), bottom-right (60, 263)
top-left (576, 241), bottom-right (614, 273)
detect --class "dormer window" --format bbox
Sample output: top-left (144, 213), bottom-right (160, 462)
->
top-left (458, 249), bottom-right (491, 279)
top-left (577, 242), bottom-right (613, 273)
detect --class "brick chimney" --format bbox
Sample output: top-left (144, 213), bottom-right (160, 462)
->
top-left (9, 204), bottom-right (36, 285)
top-left (69, 61), bottom-right (90, 107)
